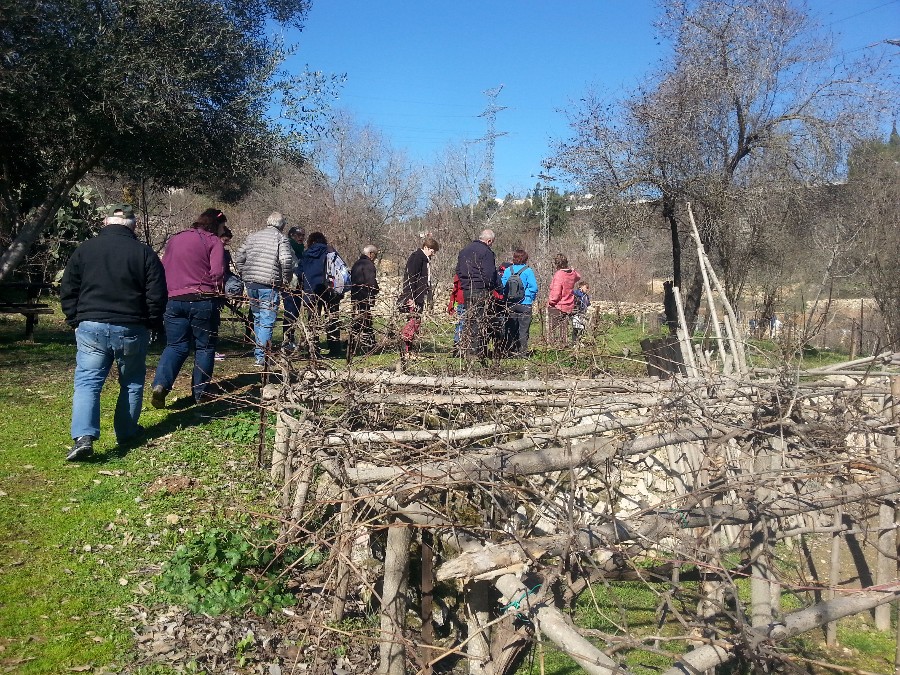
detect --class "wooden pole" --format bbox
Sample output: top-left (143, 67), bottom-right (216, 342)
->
top-left (827, 508), bottom-right (843, 647)
top-left (465, 582), bottom-right (491, 675)
top-left (420, 530), bottom-right (435, 674)
top-left (379, 520), bottom-right (412, 675)
top-left (672, 285), bottom-right (699, 377)
top-left (331, 488), bottom-right (355, 623)
top-left (685, 204), bottom-right (729, 375)
top-left (876, 393), bottom-right (896, 631)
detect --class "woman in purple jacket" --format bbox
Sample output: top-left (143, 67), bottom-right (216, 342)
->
top-left (150, 211), bottom-right (226, 407)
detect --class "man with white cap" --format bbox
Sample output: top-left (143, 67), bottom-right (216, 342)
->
top-left (60, 204), bottom-right (167, 461)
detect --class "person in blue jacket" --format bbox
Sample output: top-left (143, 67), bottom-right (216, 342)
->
top-left (500, 248), bottom-right (539, 357)
top-left (299, 231), bottom-right (330, 357)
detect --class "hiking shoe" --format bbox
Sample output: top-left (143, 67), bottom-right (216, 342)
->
top-left (117, 424), bottom-right (146, 447)
top-left (66, 436), bottom-right (94, 462)
top-left (150, 385), bottom-right (167, 409)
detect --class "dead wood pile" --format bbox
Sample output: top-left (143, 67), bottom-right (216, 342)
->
top-left (257, 351), bottom-right (900, 675)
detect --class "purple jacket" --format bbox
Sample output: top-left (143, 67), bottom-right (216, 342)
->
top-left (161, 227), bottom-right (225, 298)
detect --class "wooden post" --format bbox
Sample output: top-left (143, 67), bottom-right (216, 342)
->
top-left (271, 409), bottom-right (290, 481)
top-left (331, 488), bottom-right (355, 622)
top-left (379, 520), bottom-right (412, 675)
top-left (465, 582), bottom-right (491, 675)
top-left (876, 385), bottom-right (897, 631)
top-left (420, 530), bottom-right (435, 673)
top-left (859, 298), bottom-right (865, 357)
top-left (827, 508), bottom-right (842, 647)
top-left (750, 444), bottom-right (773, 628)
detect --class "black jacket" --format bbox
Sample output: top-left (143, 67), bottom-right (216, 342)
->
top-left (350, 255), bottom-right (378, 303)
top-left (456, 240), bottom-right (498, 292)
top-left (60, 225), bottom-right (167, 328)
top-left (399, 248), bottom-right (430, 310)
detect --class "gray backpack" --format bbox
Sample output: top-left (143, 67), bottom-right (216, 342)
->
top-left (504, 265), bottom-right (529, 304)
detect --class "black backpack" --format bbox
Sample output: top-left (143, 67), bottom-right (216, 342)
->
top-left (504, 265), bottom-right (529, 304)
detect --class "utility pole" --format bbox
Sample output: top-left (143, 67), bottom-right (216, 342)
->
top-left (476, 85), bottom-right (507, 199)
top-left (537, 173), bottom-right (556, 255)
top-left (540, 187), bottom-right (551, 252)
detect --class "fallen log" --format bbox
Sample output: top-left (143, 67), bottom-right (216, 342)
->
top-left (296, 369), bottom-right (659, 393)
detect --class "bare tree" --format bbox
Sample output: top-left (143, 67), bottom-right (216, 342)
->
top-left (548, 0), bottom-right (895, 324)
top-left (312, 112), bottom-right (422, 258)
top-left (844, 128), bottom-right (900, 348)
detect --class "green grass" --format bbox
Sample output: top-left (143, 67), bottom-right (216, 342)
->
top-left (0, 305), bottom-right (882, 674)
top-left (0, 312), bottom-right (279, 673)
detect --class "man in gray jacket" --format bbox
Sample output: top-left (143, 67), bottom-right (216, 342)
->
top-left (234, 212), bottom-right (295, 366)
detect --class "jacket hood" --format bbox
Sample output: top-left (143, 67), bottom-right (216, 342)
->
top-left (305, 243), bottom-right (328, 260)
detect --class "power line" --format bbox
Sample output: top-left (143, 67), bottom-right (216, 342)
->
top-left (827, 0), bottom-right (900, 25)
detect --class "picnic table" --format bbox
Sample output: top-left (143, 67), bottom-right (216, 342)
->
top-left (0, 281), bottom-right (55, 340)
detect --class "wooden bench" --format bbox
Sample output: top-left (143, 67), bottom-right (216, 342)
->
top-left (0, 282), bottom-right (55, 341)
top-left (0, 302), bottom-right (54, 340)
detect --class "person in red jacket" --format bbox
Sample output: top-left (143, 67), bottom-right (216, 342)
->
top-left (447, 273), bottom-right (465, 356)
top-left (546, 253), bottom-right (581, 346)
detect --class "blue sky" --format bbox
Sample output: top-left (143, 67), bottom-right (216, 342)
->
top-left (285, 0), bottom-right (899, 197)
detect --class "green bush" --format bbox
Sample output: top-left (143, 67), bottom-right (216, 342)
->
top-left (157, 525), bottom-right (319, 615)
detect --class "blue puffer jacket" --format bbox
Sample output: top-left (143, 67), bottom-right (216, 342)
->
top-left (300, 243), bottom-right (329, 295)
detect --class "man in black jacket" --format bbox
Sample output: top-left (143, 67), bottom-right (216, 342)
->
top-left (456, 229), bottom-right (498, 358)
top-left (60, 204), bottom-right (167, 461)
top-left (398, 236), bottom-right (439, 357)
top-left (349, 244), bottom-right (379, 354)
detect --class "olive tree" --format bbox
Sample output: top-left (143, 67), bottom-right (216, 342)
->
top-left (0, 0), bottom-right (337, 280)
top-left (548, 0), bottom-right (895, 323)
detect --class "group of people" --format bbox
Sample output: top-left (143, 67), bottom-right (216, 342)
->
top-left (443, 230), bottom-right (591, 359)
top-left (60, 206), bottom-right (367, 461)
top-left (59, 207), bottom-right (591, 461)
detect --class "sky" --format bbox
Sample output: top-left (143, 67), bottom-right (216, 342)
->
top-left (284, 0), bottom-right (900, 198)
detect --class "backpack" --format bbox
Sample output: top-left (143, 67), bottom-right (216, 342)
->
top-left (504, 265), bottom-right (529, 304)
top-left (327, 251), bottom-right (351, 295)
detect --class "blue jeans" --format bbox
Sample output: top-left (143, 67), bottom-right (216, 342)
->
top-left (453, 304), bottom-right (466, 345)
top-left (282, 291), bottom-right (300, 342)
top-left (72, 321), bottom-right (149, 443)
top-left (153, 299), bottom-right (220, 401)
top-left (247, 286), bottom-right (280, 363)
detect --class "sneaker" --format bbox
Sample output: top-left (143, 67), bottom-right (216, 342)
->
top-left (150, 385), bottom-right (167, 409)
top-left (117, 424), bottom-right (146, 447)
top-left (253, 360), bottom-right (266, 368)
top-left (214, 352), bottom-right (225, 361)
top-left (66, 436), bottom-right (94, 462)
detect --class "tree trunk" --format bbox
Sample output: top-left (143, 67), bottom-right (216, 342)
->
top-left (0, 152), bottom-right (101, 281)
